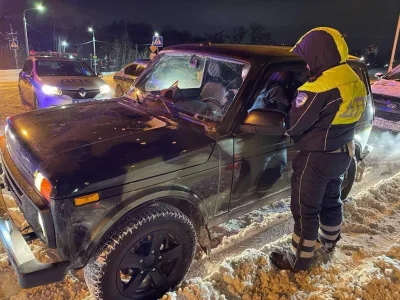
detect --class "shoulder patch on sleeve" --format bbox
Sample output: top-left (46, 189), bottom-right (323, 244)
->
top-left (296, 92), bottom-right (308, 108)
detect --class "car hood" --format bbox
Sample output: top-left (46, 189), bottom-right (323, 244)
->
top-left (371, 79), bottom-right (400, 99)
top-left (6, 99), bottom-right (216, 198)
top-left (39, 76), bottom-right (106, 90)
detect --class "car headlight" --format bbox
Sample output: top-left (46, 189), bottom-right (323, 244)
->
top-left (42, 85), bottom-right (62, 96)
top-left (34, 171), bottom-right (52, 203)
top-left (100, 84), bottom-right (111, 95)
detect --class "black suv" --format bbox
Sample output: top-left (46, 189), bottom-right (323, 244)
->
top-left (0, 44), bottom-right (374, 299)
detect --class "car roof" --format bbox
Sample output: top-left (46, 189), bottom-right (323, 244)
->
top-left (163, 43), bottom-right (363, 64)
top-left (30, 56), bottom-right (83, 62)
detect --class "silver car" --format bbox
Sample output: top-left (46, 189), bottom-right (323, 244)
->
top-left (18, 52), bottom-right (112, 109)
top-left (113, 60), bottom-right (149, 97)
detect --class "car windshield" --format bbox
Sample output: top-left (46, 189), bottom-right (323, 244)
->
top-left (130, 52), bottom-right (250, 123)
top-left (36, 60), bottom-right (96, 77)
top-left (385, 65), bottom-right (400, 81)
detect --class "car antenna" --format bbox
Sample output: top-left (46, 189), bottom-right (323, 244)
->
top-left (201, 30), bottom-right (225, 46)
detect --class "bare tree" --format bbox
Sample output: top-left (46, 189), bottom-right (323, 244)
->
top-left (0, 46), bottom-right (26, 70)
top-left (111, 32), bottom-right (136, 70)
top-left (249, 23), bottom-right (271, 45)
top-left (230, 26), bottom-right (248, 44)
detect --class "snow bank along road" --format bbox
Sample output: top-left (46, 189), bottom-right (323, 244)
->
top-left (0, 71), bottom-right (400, 299)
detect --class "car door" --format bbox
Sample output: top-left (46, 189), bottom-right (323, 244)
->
top-left (19, 60), bottom-right (30, 99)
top-left (20, 60), bottom-right (34, 105)
top-left (123, 64), bottom-right (138, 92)
top-left (24, 60), bottom-right (35, 105)
top-left (229, 61), bottom-right (306, 211)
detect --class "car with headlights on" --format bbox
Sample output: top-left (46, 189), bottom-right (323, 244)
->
top-left (18, 51), bottom-right (112, 109)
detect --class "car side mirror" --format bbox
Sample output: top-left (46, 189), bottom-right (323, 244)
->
top-left (375, 72), bottom-right (383, 79)
top-left (97, 72), bottom-right (103, 78)
top-left (240, 109), bottom-right (286, 136)
top-left (21, 71), bottom-right (31, 79)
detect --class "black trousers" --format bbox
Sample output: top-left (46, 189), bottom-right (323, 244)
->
top-left (290, 151), bottom-right (351, 270)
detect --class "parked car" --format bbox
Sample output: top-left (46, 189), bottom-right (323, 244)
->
top-left (18, 51), bottom-right (112, 109)
top-left (0, 44), bottom-right (373, 300)
top-left (114, 59), bottom-right (150, 97)
top-left (371, 64), bottom-right (400, 132)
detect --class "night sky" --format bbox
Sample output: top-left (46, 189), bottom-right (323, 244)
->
top-left (2, 0), bottom-right (400, 54)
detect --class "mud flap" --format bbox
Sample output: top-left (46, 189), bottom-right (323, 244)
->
top-left (198, 225), bottom-right (211, 257)
top-left (355, 160), bottom-right (366, 182)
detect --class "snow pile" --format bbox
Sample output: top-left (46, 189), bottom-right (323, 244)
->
top-left (342, 173), bottom-right (400, 234)
top-left (164, 173), bottom-right (400, 300)
top-left (211, 198), bottom-right (291, 250)
top-left (0, 70), bottom-right (20, 83)
top-left (371, 79), bottom-right (400, 98)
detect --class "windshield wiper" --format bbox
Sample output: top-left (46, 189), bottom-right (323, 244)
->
top-left (156, 94), bottom-right (173, 115)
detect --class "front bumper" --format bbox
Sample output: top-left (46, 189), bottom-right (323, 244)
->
top-left (0, 192), bottom-right (70, 288)
top-left (0, 136), bottom-right (70, 288)
top-left (36, 91), bottom-right (112, 109)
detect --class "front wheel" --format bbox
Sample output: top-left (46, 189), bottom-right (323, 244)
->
top-left (116, 84), bottom-right (124, 97)
top-left (341, 157), bottom-right (357, 200)
top-left (84, 203), bottom-right (197, 300)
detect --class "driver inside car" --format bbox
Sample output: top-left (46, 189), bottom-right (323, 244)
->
top-left (248, 71), bottom-right (292, 114)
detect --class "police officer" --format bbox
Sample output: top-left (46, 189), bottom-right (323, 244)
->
top-left (270, 27), bottom-right (366, 271)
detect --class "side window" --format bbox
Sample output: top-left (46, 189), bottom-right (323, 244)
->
top-left (27, 60), bottom-right (33, 75)
top-left (134, 65), bottom-right (145, 77)
top-left (125, 64), bottom-right (137, 76)
top-left (246, 62), bottom-right (307, 116)
top-left (22, 60), bottom-right (30, 72)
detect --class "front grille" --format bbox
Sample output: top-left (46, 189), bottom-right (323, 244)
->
top-left (375, 110), bottom-right (400, 122)
top-left (373, 98), bottom-right (400, 122)
top-left (62, 89), bottom-right (100, 99)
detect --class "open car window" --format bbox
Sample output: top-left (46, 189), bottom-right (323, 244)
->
top-left (130, 52), bottom-right (250, 123)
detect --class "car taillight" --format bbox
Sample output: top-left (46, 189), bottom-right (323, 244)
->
top-left (34, 171), bottom-right (52, 203)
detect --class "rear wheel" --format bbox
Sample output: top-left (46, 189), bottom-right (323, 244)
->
top-left (116, 85), bottom-right (124, 97)
top-left (341, 157), bottom-right (357, 200)
top-left (84, 203), bottom-right (197, 300)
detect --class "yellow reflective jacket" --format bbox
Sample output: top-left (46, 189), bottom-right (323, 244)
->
top-left (287, 27), bottom-right (367, 152)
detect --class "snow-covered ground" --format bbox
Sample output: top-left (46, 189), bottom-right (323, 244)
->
top-left (1, 70), bottom-right (400, 299)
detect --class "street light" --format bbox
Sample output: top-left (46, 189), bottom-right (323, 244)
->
top-left (88, 27), bottom-right (97, 73)
top-left (23, 5), bottom-right (45, 57)
top-left (154, 32), bottom-right (159, 37)
top-left (61, 41), bottom-right (68, 52)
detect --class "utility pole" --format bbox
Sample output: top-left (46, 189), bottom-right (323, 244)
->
top-left (7, 24), bottom-right (19, 70)
top-left (389, 14), bottom-right (400, 72)
top-left (135, 44), bottom-right (138, 60)
top-left (23, 13), bottom-right (29, 57)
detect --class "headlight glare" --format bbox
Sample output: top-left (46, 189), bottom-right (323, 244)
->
top-left (100, 84), bottom-right (111, 95)
top-left (42, 85), bottom-right (62, 96)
